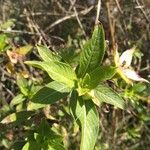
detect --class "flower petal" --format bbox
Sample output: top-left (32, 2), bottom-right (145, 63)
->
top-left (117, 68), bottom-right (133, 84)
top-left (119, 47), bottom-right (135, 68)
top-left (123, 69), bottom-right (149, 83)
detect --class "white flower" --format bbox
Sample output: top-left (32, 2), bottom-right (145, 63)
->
top-left (114, 46), bottom-right (149, 84)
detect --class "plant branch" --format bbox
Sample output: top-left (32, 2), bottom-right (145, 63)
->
top-left (95, 0), bottom-right (101, 24)
top-left (45, 6), bottom-right (94, 32)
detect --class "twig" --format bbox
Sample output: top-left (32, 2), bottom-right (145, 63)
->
top-left (95, 0), bottom-right (101, 24)
top-left (135, 0), bottom-right (149, 23)
top-left (115, 0), bottom-right (123, 14)
top-left (0, 29), bottom-right (40, 35)
top-left (45, 6), bottom-right (94, 32)
top-left (0, 82), bottom-right (15, 97)
top-left (69, 0), bottom-right (86, 37)
top-left (55, 0), bottom-right (68, 14)
top-left (23, 6), bottom-right (52, 47)
top-left (106, 2), bottom-right (116, 49)
top-left (20, 12), bottom-right (63, 17)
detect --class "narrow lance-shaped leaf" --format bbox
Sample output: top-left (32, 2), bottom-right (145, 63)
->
top-left (89, 83), bottom-right (125, 109)
top-left (10, 94), bottom-right (26, 106)
top-left (37, 45), bottom-right (61, 62)
top-left (78, 24), bottom-right (105, 78)
top-left (25, 61), bottom-right (77, 88)
top-left (70, 91), bottom-right (99, 150)
top-left (16, 74), bottom-right (29, 96)
top-left (1, 111), bottom-right (34, 125)
top-left (31, 81), bottom-right (71, 104)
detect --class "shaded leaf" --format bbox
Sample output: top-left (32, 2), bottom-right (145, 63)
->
top-left (23, 119), bottom-right (66, 150)
top-left (132, 83), bottom-right (147, 93)
top-left (31, 81), bottom-right (71, 104)
top-left (1, 111), bottom-right (34, 125)
top-left (80, 66), bottom-right (116, 92)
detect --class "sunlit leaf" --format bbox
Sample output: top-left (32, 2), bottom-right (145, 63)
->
top-left (10, 94), bottom-right (26, 106)
top-left (0, 34), bottom-right (8, 51)
top-left (0, 19), bottom-right (16, 30)
top-left (16, 45), bottom-right (33, 55)
top-left (16, 74), bottom-right (29, 96)
top-left (25, 61), bottom-right (77, 88)
top-left (37, 45), bottom-right (61, 62)
top-left (90, 84), bottom-right (125, 109)
top-left (1, 111), bottom-right (34, 125)
top-left (70, 91), bottom-right (99, 150)
top-left (78, 24), bottom-right (105, 77)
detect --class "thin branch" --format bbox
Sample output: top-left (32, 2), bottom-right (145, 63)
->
top-left (135, 0), bottom-right (149, 23)
top-left (95, 0), bottom-right (101, 24)
top-left (69, 0), bottom-right (86, 37)
top-left (115, 0), bottom-right (123, 14)
top-left (0, 29), bottom-right (40, 35)
top-left (1, 82), bottom-right (15, 97)
top-left (20, 12), bottom-right (63, 17)
top-left (45, 6), bottom-right (94, 32)
top-left (106, 2), bottom-right (116, 49)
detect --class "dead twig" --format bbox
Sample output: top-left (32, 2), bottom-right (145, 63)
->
top-left (106, 2), bottom-right (116, 49)
top-left (45, 6), bottom-right (94, 32)
top-left (115, 0), bottom-right (123, 14)
top-left (0, 29), bottom-right (40, 35)
top-left (95, 0), bottom-right (101, 24)
top-left (0, 82), bottom-right (15, 97)
top-left (69, 0), bottom-right (86, 37)
top-left (135, 0), bottom-right (149, 23)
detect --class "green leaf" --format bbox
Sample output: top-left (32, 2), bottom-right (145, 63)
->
top-left (70, 91), bottom-right (99, 150)
top-left (31, 81), bottom-right (71, 104)
top-left (11, 141), bottom-right (26, 150)
top-left (132, 83), bottom-right (147, 93)
top-left (0, 34), bottom-right (8, 51)
top-left (23, 119), bottom-right (66, 150)
top-left (16, 74), bottom-right (29, 96)
top-left (78, 24), bottom-right (105, 77)
top-left (79, 66), bottom-right (116, 94)
top-left (89, 84), bottom-right (125, 109)
top-left (17, 45), bottom-right (33, 55)
top-left (10, 94), bottom-right (26, 106)
top-left (0, 111), bottom-right (34, 125)
top-left (22, 142), bottom-right (29, 150)
top-left (0, 19), bottom-right (16, 30)
top-left (25, 61), bottom-right (77, 88)
top-left (27, 102), bottom-right (46, 111)
top-left (37, 45), bottom-right (61, 62)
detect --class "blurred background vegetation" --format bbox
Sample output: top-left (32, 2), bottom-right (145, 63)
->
top-left (0, 0), bottom-right (150, 149)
